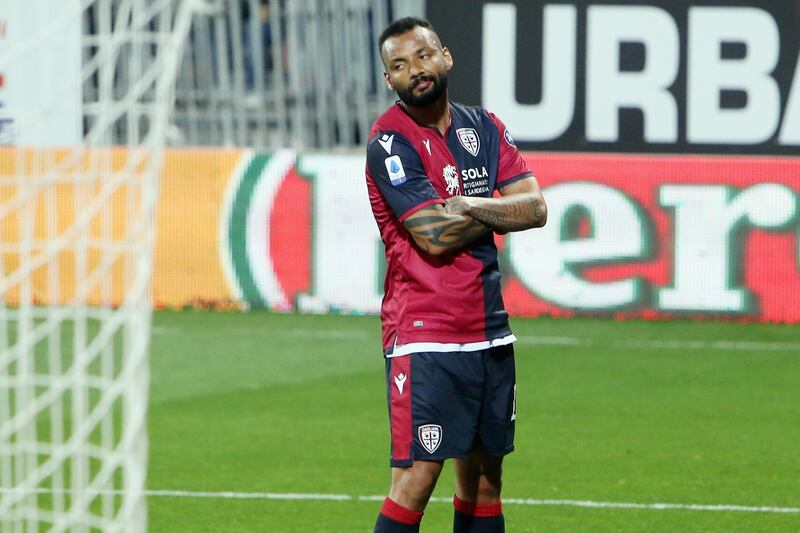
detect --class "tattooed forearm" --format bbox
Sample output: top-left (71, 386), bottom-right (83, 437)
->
top-left (467, 195), bottom-right (546, 232)
top-left (403, 207), bottom-right (490, 255)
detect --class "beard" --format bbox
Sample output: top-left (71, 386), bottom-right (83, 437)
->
top-left (396, 72), bottom-right (448, 108)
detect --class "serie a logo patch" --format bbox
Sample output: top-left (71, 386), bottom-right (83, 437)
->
top-left (384, 155), bottom-right (406, 186)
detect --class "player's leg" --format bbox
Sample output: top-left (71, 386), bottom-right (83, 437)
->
top-left (375, 352), bottom-right (483, 532)
top-left (375, 460), bottom-right (444, 532)
top-left (389, 460), bottom-right (444, 509)
top-left (452, 450), bottom-right (505, 532)
top-left (454, 448), bottom-right (503, 502)
top-left (450, 344), bottom-right (516, 532)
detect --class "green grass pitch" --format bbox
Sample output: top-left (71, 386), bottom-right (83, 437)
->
top-left (146, 311), bottom-right (800, 532)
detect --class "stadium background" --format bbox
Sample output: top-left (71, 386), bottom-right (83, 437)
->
top-left (145, 0), bottom-right (800, 323)
top-left (2, 0), bottom-right (799, 531)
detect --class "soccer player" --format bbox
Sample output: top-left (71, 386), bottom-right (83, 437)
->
top-left (365, 17), bottom-right (547, 533)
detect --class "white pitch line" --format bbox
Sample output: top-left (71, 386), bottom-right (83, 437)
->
top-left (149, 491), bottom-right (800, 514)
top-left (0, 487), bottom-right (352, 502)
top-left (2, 488), bottom-right (797, 514)
top-left (147, 490), bottom-right (352, 501)
top-left (490, 498), bottom-right (800, 514)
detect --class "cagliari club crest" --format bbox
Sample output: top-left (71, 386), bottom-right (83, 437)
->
top-left (418, 424), bottom-right (442, 454)
top-left (456, 128), bottom-right (480, 157)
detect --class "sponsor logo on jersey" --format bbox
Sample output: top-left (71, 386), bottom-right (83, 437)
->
top-left (385, 155), bottom-right (407, 186)
top-left (443, 164), bottom-right (459, 195)
top-left (504, 129), bottom-right (516, 147)
top-left (418, 424), bottom-right (442, 454)
top-left (378, 134), bottom-right (394, 154)
top-left (461, 166), bottom-right (490, 196)
top-left (394, 372), bottom-right (407, 394)
top-left (456, 128), bottom-right (480, 157)
top-left (461, 167), bottom-right (489, 180)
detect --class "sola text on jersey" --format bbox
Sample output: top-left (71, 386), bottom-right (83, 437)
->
top-left (462, 166), bottom-right (490, 196)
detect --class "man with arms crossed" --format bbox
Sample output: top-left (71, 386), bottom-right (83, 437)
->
top-left (365, 17), bottom-right (547, 533)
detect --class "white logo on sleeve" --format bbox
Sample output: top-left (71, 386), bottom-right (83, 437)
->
top-left (394, 373), bottom-right (407, 395)
top-left (504, 129), bottom-right (516, 147)
top-left (385, 155), bottom-right (406, 186)
top-left (418, 424), bottom-right (442, 454)
top-left (378, 134), bottom-right (394, 154)
top-left (423, 139), bottom-right (431, 155)
top-left (456, 128), bottom-right (480, 157)
top-left (443, 164), bottom-right (459, 195)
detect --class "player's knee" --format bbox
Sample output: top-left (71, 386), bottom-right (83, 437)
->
top-left (483, 462), bottom-right (502, 485)
top-left (478, 478), bottom-right (502, 501)
top-left (479, 462), bottom-right (503, 500)
top-left (391, 462), bottom-right (442, 501)
top-left (407, 462), bottom-right (442, 491)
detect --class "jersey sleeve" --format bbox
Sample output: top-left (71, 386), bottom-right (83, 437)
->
top-left (487, 112), bottom-right (535, 190)
top-left (366, 131), bottom-right (444, 221)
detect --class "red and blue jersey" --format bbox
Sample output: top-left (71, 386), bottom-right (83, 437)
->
top-left (365, 101), bottom-right (534, 356)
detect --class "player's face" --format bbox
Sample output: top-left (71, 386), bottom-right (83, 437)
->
top-left (382, 27), bottom-right (453, 108)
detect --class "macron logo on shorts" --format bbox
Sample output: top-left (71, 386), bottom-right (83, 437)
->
top-left (394, 373), bottom-right (407, 394)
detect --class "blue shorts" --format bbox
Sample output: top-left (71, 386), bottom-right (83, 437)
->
top-left (384, 345), bottom-right (516, 468)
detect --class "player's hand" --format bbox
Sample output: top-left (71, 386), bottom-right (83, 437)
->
top-left (445, 195), bottom-right (474, 216)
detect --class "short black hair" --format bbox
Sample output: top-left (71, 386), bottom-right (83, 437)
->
top-left (378, 17), bottom-right (439, 57)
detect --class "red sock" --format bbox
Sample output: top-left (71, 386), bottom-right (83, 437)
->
top-left (453, 495), bottom-right (504, 532)
top-left (374, 497), bottom-right (424, 532)
top-left (453, 495), bottom-right (503, 517)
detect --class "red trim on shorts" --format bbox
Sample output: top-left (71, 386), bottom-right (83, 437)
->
top-left (380, 497), bottom-right (424, 525)
top-left (453, 495), bottom-right (503, 517)
top-left (390, 356), bottom-right (412, 462)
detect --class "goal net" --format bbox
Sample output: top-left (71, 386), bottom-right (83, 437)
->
top-left (0, 0), bottom-right (197, 530)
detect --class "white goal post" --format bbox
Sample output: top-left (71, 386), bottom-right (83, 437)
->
top-left (0, 0), bottom-right (201, 530)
